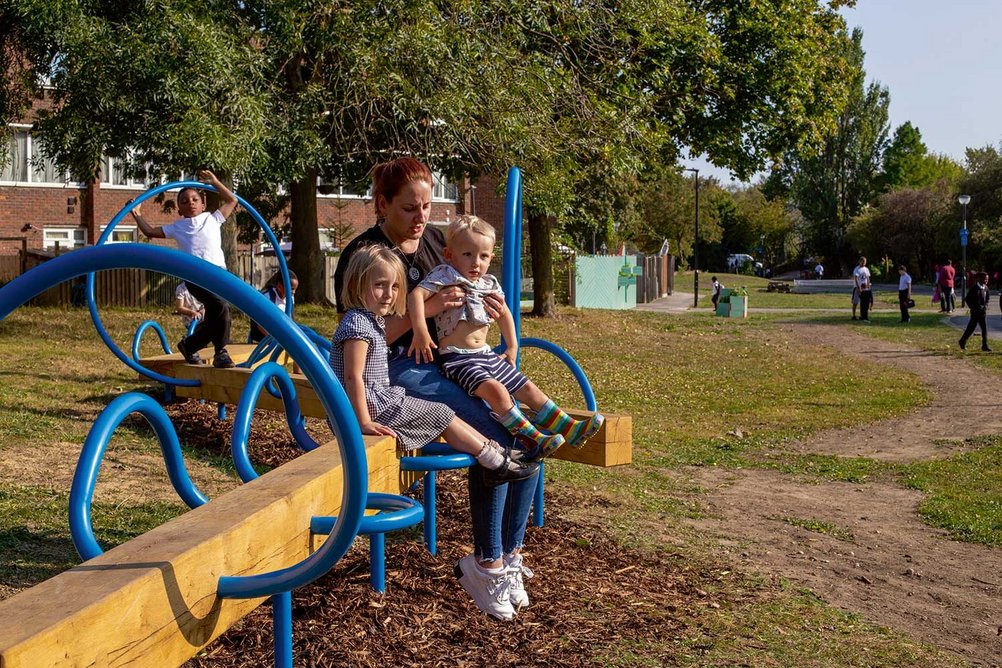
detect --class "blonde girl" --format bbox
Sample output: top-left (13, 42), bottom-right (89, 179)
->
top-left (330, 245), bottom-right (537, 481)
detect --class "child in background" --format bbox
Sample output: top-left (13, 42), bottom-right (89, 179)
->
top-left (174, 283), bottom-right (204, 331)
top-left (249, 270), bottom-right (300, 343)
top-left (407, 215), bottom-right (604, 461)
top-left (711, 276), bottom-right (723, 309)
top-left (331, 244), bottom-right (537, 482)
top-left (131, 169), bottom-right (238, 368)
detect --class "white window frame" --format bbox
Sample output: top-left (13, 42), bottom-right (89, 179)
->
top-left (432, 172), bottom-right (460, 202)
top-left (316, 170), bottom-right (460, 202)
top-left (102, 155), bottom-right (150, 190)
top-left (98, 225), bottom-right (138, 243)
top-left (1, 124), bottom-right (73, 187)
top-left (42, 227), bottom-right (86, 250)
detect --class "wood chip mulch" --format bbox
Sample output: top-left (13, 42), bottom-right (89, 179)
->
top-left (167, 400), bottom-right (724, 667)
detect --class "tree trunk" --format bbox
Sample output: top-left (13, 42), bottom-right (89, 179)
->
top-left (528, 210), bottom-right (556, 317)
top-left (289, 168), bottom-right (324, 303)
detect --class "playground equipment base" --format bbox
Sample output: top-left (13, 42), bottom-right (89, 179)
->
top-left (144, 349), bottom-right (633, 468)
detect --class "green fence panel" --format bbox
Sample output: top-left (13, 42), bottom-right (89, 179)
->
top-left (574, 255), bottom-right (638, 310)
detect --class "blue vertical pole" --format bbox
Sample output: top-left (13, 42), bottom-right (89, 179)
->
top-left (424, 471), bottom-right (438, 555)
top-left (369, 532), bottom-right (386, 593)
top-left (532, 461), bottom-right (545, 527)
top-left (273, 592), bottom-right (293, 668)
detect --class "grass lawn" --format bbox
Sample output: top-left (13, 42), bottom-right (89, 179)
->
top-left (0, 301), bottom-right (978, 665)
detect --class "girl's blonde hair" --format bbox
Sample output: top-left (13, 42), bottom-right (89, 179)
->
top-left (339, 245), bottom-right (407, 317)
top-left (446, 214), bottom-right (496, 246)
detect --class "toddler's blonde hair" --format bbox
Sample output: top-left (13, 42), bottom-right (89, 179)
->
top-left (446, 214), bottom-right (496, 247)
top-left (339, 245), bottom-right (407, 317)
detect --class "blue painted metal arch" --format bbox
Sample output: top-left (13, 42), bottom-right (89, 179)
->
top-left (0, 243), bottom-right (368, 598)
top-left (87, 180), bottom-right (294, 388)
top-left (69, 392), bottom-right (209, 561)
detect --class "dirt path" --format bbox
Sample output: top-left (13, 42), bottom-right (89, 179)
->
top-left (689, 323), bottom-right (1002, 667)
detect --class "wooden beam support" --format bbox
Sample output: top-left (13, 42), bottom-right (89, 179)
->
top-left (144, 360), bottom-right (632, 469)
top-left (0, 435), bottom-right (399, 668)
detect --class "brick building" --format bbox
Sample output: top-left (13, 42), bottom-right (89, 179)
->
top-left (1, 99), bottom-right (506, 266)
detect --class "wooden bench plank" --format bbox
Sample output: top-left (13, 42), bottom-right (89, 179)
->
top-left (159, 364), bottom-right (631, 468)
top-left (0, 435), bottom-right (399, 668)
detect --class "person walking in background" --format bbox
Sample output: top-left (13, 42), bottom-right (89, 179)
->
top-left (897, 265), bottom-right (913, 323)
top-left (959, 271), bottom-right (991, 352)
top-left (939, 259), bottom-right (956, 313)
top-left (814, 262), bottom-right (824, 280)
top-left (853, 256), bottom-right (872, 322)
top-left (711, 276), bottom-right (724, 309)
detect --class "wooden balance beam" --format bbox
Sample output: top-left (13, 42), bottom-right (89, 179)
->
top-left (0, 348), bottom-right (630, 666)
top-left (0, 434), bottom-right (401, 667)
top-left (143, 348), bottom-right (632, 468)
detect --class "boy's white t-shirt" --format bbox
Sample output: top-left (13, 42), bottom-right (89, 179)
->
top-left (162, 211), bottom-right (227, 269)
top-left (898, 273), bottom-right (912, 291)
top-left (853, 265), bottom-right (871, 290)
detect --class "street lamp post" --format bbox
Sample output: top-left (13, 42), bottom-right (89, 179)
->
top-left (959, 194), bottom-right (970, 306)
top-left (685, 168), bottom-right (699, 307)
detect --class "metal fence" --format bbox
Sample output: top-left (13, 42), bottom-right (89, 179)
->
top-left (7, 248), bottom-right (340, 308)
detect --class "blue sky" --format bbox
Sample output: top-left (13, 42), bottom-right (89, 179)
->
top-left (685, 0), bottom-right (1002, 184)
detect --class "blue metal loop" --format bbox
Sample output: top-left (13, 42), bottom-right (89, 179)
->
top-left (69, 392), bottom-right (209, 561)
top-left (87, 180), bottom-right (293, 388)
top-left (0, 244), bottom-right (368, 598)
top-left (400, 442), bottom-right (476, 472)
top-left (231, 362), bottom-right (320, 483)
top-left (131, 319), bottom-right (172, 361)
top-left (519, 337), bottom-right (597, 412)
top-left (310, 493), bottom-right (424, 536)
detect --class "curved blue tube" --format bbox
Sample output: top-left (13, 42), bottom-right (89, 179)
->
top-left (310, 493), bottom-right (424, 536)
top-left (131, 320), bottom-right (172, 361)
top-left (231, 362), bottom-right (320, 483)
top-left (520, 337), bottom-right (597, 412)
top-left (69, 393), bottom-right (209, 561)
top-left (0, 244), bottom-right (368, 597)
top-left (399, 450), bottom-right (476, 472)
top-left (87, 180), bottom-right (293, 387)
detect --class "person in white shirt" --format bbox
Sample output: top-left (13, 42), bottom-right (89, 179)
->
top-left (897, 265), bottom-right (913, 323)
top-left (174, 283), bottom-right (204, 330)
top-left (853, 256), bottom-right (873, 322)
top-left (131, 169), bottom-right (239, 368)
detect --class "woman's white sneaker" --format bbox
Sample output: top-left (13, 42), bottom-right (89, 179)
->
top-left (505, 553), bottom-right (533, 610)
top-left (454, 553), bottom-right (515, 621)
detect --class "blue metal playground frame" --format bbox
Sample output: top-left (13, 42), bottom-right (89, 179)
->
top-left (0, 167), bottom-right (599, 668)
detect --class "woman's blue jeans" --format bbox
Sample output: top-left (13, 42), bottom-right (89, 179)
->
top-left (388, 356), bottom-right (537, 562)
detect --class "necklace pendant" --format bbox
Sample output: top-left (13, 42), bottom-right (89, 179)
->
top-left (408, 266), bottom-right (421, 281)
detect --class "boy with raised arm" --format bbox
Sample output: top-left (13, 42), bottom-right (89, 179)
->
top-left (131, 169), bottom-right (239, 368)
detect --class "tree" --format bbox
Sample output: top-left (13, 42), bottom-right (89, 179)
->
top-left (770, 28), bottom-right (889, 275)
top-left (3, 0), bottom-right (857, 312)
top-left (721, 186), bottom-right (796, 269)
top-left (848, 186), bottom-right (953, 279)
top-left (880, 122), bottom-right (963, 191)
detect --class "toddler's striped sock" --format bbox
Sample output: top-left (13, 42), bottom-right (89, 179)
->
top-left (532, 399), bottom-right (605, 448)
top-left (494, 404), bottom-right (565, 456)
